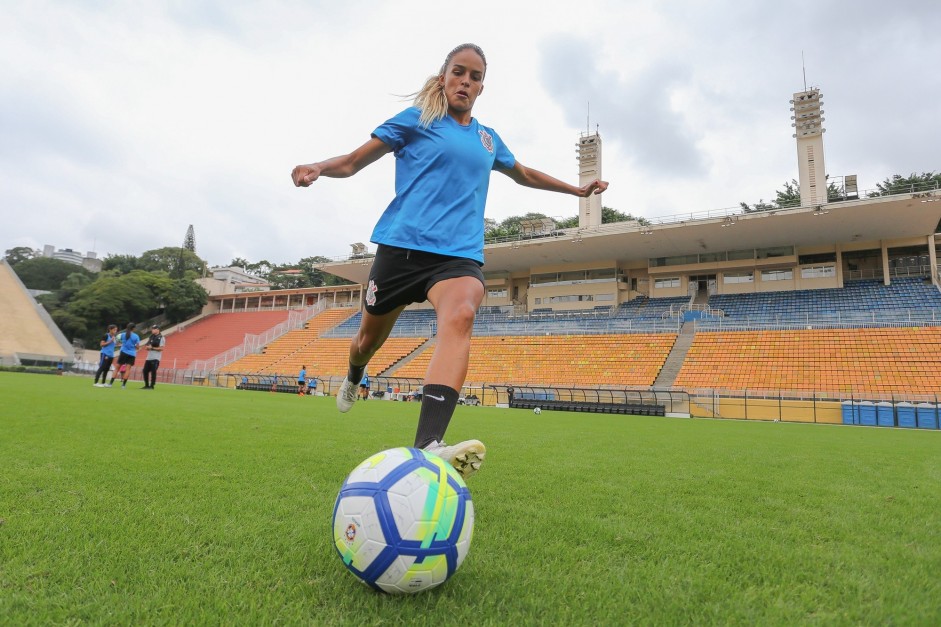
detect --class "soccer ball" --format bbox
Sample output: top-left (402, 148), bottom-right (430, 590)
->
top-left (533, 407), bottom-right (542, 415)
top-left (332, 447), bottom-right (474, 594)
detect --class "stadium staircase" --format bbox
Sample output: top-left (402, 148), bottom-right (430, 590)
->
top-left (220, 308), bottom-right (358, 374)
top-left (653, 321), bottom-right (696, 388)
top-left (381, 337), bottom-right (437, 377)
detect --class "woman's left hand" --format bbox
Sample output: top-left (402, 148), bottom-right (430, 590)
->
top-left (578, 179), bottom-right (609, 197)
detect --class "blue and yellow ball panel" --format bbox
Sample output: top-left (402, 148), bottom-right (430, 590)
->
top-left (332, 447), bottom-right (474, 594)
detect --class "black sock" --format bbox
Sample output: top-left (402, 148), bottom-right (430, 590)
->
top-left (414, 384), bottom-right (460, 448)
top-left (347, 362), bottom-right (366, 385)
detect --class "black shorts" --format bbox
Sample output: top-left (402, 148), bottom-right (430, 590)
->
top-left (117, 353), bottom-right (136, 367)
top-left (364, 245), bottom-right (484, 315)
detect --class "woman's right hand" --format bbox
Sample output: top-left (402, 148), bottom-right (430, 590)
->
top-left (291, 164), bottom-right (321, 187)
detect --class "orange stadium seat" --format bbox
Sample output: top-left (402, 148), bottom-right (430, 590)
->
top-left (392, 333), bottom-right (677, 387)
top-left (222, 308), bottom-right (425, 378)
top-left (674, 327), bottom-right (941, 395)
top-left (160, 310), bottom-right (292, 370)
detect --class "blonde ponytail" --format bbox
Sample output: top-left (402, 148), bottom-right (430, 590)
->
top-left (413, 75), bottom-right (448, 127)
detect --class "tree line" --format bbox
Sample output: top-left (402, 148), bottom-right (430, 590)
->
top-left (483, 206), bottom-right (648, 241)
top-left (227, 256), bottom-right (354, 290)
top-left (3, 246), bottom-right (361, 347)
top-left (4, 246), bottom-right (210, 349)
top-left (739, 172), bottom-right (941, 212)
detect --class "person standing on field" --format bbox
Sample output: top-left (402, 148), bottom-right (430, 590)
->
top-left (359, 367), bottom-right (370, 401)
top-left (141, 325), bottom-right (165, 389)
top-left (93, 324), bottom-right (118, 387)
top-left (109, 323), bottom-right (140, 388)
top-left (291, 43), bottom-right (608, 479)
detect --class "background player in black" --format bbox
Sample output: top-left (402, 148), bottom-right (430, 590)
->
top-left (141, 325), bottom-right (165, 389)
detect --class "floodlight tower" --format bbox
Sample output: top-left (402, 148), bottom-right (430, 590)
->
top-left (790, 88), bottom-right (828, 207)
top-left (576, 131), bottom-right (602, 228)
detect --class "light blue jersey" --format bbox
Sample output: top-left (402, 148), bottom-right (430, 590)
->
top-left (118, 332), bottom-right (141, 357)
top-left (100, 333), bottom-right (116, 358)
top-left (370, 107), bottom-right (515, 264)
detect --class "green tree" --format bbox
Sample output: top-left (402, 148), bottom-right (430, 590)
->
top-left (51, 310), bottom-right (90, 343)
top-left (225, 256), bottom-right (352, 289)
top-left (484, 212), bottom-right (551, 240)
top-left (183, 225), bottom-right (196, 252)
top-left (268, 267), bottom-right (310, 290)
top-left (101, 254), bottom-right (142, 274)
top-left (510, 206), bottom-right (650, 229)
top-left (601, 206), bottom-right (649, 225)
top-left (38, 272), bottom-right (96, 322)
top-left (296, 255), bottom-right (354, 287)
top-left (12, 257), bottom-right (92, 291)
top-left (105, 249), bottom-right (207, 278)
top-left (59, 272), bottom-right (94, 301)
top-left (247, 259), bottom-right (274, 277)
top-left (139, 247), bottom-right (207, 277)
top-left (4, 246), bottom-right (38, 266)
top-left (60, 270), bottom-right (207, 344)
top-left (742, 178), bottom-right (842, 212)
top-left (162, 279), bottom-right (209, 323)
top-left (868, 172), bottom-right (941, 197)
top-left (67, 271), bottom-right (168, 342)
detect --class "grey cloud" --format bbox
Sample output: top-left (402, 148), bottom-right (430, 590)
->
top-left (538, 35), bottom-right (707, 177)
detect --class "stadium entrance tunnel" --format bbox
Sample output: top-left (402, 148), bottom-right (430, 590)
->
top-left (498, 386), bottom-right (689, 417)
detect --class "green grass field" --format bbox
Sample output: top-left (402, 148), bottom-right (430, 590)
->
top-left (2, 372), bottom-right (940, 625)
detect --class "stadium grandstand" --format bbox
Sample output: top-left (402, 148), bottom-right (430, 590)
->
top-left (0, 259), bottom-right (73, 367)
top-left (9, 85), bottom-right (941, 424)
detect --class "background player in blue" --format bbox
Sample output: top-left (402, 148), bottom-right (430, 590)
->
top-left (359, 367), bottom-right (369, 401)
top-left (110, 322), bottom-right (141, 388)
top-left (297, 365), bottom-right (307, 396)
top-left (291, 43), bottom-right (608, 479)
top-left (93, 324), bottom-right (118, 387)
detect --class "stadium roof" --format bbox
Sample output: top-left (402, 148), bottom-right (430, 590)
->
top-left (318, 193), bottom-right (941, 283)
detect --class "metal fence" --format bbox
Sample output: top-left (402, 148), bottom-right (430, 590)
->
top-left (190, 302), bottom-right (327, 372)
top-left (686, 388), bottom-right (941, 428)
top-left (66, 364), bottom-right (941, 429)
top-left (696, 308), bottom-right (941, 331)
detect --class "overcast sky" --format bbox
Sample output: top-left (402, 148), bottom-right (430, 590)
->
top-left (3, 0), bottom-right (939, 268)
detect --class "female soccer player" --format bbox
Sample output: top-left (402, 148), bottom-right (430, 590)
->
top-left (291, 43), bottom-right (607, 478)
top-left (297, 365), bottom-right (307, 396)
top-left (93, 324), bottom-right (118, 387)
top-left (110, 322), bottom-right (141, 388)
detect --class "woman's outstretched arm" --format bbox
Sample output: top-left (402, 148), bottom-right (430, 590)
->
top-left (497, 160), bottom-right (608, 197)
top-left (292, 137), bottom-right (392, 187)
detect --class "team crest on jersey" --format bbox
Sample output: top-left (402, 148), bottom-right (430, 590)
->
top-left (365, 280), bottom-right (378, 307)
top-left (478, 129), bottom-right (494, 154)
